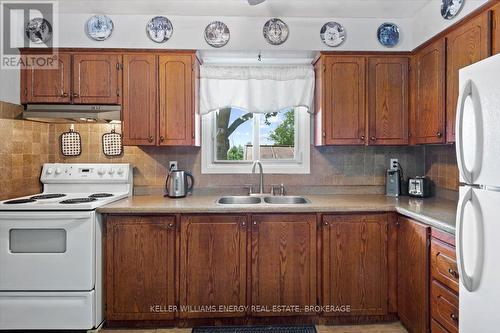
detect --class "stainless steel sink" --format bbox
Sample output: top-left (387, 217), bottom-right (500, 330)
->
top-left (217, 196), bottom-right (262, 205)
top-left (263, 196), bottom-right (310, 204)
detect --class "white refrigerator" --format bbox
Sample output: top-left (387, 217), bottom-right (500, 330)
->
top-left (455, 53), bottom-right (500, 332)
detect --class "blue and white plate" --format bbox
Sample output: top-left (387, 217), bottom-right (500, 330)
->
top-left (263, 18), bottom-right (289, 45)
top-left (204, 21), bottom-right (230, 48)
top-left (85, 15), bottom-right (113, 41)
top-left (25, 17), bottom-right (52, 43)
top-left (377, 23), bottom-right (400, 48)
top-left (441, 0), bottom-right (465, 20)
top-left (320, 22), bottom-right (346, 47)
top-left (146, 16), bottom-right (173, 43)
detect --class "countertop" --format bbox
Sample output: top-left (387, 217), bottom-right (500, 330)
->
top-left (98, 194), bottom-right (457, 235)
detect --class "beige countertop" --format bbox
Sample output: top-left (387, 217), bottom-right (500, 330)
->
top-left (98, 194), bottom-right (457, 235)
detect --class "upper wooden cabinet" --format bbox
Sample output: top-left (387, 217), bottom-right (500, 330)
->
top-left (322, 214), bottom-right (389, 316)
top-left (159, 53), bottom-right (199, 146)
top-left (105, 215), bottom-right (176, 321)
top-left (315, 56), bottom-right (366, 145)
top-left (22, 53), bottom-right (71, 104)
top-left (72, 53), bottom-right (122, 104)
top-left (445, 12), bottom-right (490, 143)
top-left (179, 215), bottom-right (247, 319)
top-left (413, 39), bottom-right (446, 144)
top-left (397, 216), bottom-right (430, 333)
top-left (492, 3), bottom-right (500, 55)
top-left (122, 54), bottom-right (157, 146)
top-left (251, 214), bottom-right (317, 316)
top-left (367, 57), bottom-right (409, 145)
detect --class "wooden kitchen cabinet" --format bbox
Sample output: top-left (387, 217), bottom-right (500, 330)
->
top-left (122, 54), bottom-right (157, 146)
top-left (367, 57), bottom-right (409, 145)
top-left (251, 214), bottom-right (317, 316)
top-left (158, 53), bottom-right (199, 146)
top-left (413, 39), bottom-right (446, 144)
top-left (180, 215), bottom-right (247, 318)
top-left (445, 12), bottom-right (490, 143)
top-left (493, 3), bottom-right (500, 55)
top-left (72, 53), bottom-right (122, 104)
top-left (316, 56), bottom-right (366, 145)
top-left (22, 53), bottom-right (71, 104)
top-left (397, 216), bottom-right (430, 333)
top-left (105, 215), bottom-right (176, 321)
top-left (322, 214), bottom-right (388, 316)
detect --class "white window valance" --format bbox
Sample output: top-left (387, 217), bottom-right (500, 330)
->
top-left (200, 65), bottom-right (315, 115)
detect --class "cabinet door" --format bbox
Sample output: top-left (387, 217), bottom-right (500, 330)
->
top-left (251, 214), bottom-right (317, 316)
top-left (158, 54), bottom-right (194, 146)
top-left (322, 214), bottom-right (388, 316)
top-left (397, 216), bottom-right (430, 333)
top-left (122, 54), bottom-right (157, 146)
top-left (368, 57), bottom-right (409, 145)
top-left (105, 215), bottom-right (176, 321)
top-left (72, 53), bottom-right (121, 104)
top-left (414, 39), bottom-right (446, 144)
top-left (180, 215), bottom-right (247, 318)
top-left (323, 56), bottom-right (366, 145)
top-left (493, 3), bottom-right (500, 55)
top-left (446, 12), bottom-right (490, 143)
top-left (23, 53), bottom-right (71, 103)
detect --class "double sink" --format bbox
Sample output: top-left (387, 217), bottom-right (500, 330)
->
top-left (217, 196), bottom-right (310, 205)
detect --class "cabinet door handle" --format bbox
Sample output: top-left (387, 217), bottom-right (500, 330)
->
top-left (72, 93), bottom-right (79, 98)
top-left (322, 131), bottom-right (326, 138)
top-left (241, 221), bottom-right (246, 227)
top-left (323, 221), bottom-right (329, 226)
top-left (148, 136), bottom-right (154, 143)
top-left (450, 313), bottom-right (458, 322)
top-left (159, 136), bottom-right (165, 142)
top-left (360, 135), bottom-right (366, 141)
top-left (436, 131), bottom-right (443, 138)
top-left (253, 221), bottom-right (257, 226)
top-left (370, 136), bottom-right (377, 141)
top-left (61, 92), bottom-right (68, 97)
top-left (448, 268), bottom-right (458, 278)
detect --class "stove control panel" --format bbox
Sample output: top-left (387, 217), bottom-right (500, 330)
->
top-left (41, 163), bottom-right (131, 183)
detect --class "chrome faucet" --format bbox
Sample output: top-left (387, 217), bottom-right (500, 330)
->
top-left (252, 160), bottom-right (264, 194)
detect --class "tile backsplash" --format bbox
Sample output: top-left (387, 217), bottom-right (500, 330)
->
top-left (424, 144), bottom-right (459, 191)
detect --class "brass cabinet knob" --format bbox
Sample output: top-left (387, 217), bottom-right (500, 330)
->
top-left (360, 135), bottom-right (366, 141)
top-left (370, 136), bottom-right (377, 141)
top-left (253, 221), bottom-right (257, 226)
top-left (450, 313), bottom-right (458, 322)
top-left (160, 136), bottom-right (165, 142)
top-left (72, 93), bottom-right (79, 98)
top-left (168, 222), bottom-right (175, 228)
top-left (448, 268), bottom-right (458, 278)
top-left (436, 131), bottom-right (443, 138)
top-left (323, 221), bottom-right (329, 226)
top-left (61, 92), bottom-right (68, 97)
top-left (241, 221), bottom-right (246, 227)
top-left (148, 136), bottom-right (154, 143)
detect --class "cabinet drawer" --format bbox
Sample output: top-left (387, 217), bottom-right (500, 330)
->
top-left (431, 281), bottom-right (459, 333)
top-left (431, 319), bottom-right (452, 333)
top-left (431, 238), bottom-right (459, 293)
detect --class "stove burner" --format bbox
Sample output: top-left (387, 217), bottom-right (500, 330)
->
top-left (60, 198), bottom-right (98, 204)
top-left (89, 193), bottom-right (114, 198)
top-left (3, 198), bottom-right (37, 204)
top-left (31, 194), bottom-right (67, 200)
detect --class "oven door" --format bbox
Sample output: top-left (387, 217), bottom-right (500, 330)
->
top-left (0, 211), bottom-right (95, 291)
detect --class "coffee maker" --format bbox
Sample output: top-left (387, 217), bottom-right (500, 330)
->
top-left (386, 169), bottom-right (402, 197)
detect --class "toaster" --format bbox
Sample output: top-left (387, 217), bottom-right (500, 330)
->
top-left (408, 177), bottom-right (431, 198)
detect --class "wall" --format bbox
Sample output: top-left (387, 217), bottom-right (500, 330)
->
top-left (50, 123), bottom-right (426, 195)
top-left (0, 101), bottom-right (53, 200)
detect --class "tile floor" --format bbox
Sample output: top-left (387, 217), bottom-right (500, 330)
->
top-left (101, 322), bottom-right (407, 333)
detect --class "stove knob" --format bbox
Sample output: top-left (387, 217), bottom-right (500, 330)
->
top-left (108, 168), bottom-right (115, 175)
top-left (98, 168), bottom-right (106, 176)
top-left (46, 168), bottom-right (54, 175)
top-left (117, 168), bottom-right (124, 175)
top-left (55, 168), bottom-right (62, 175)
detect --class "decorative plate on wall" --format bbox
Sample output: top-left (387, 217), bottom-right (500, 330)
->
top-left (204, 21), bottom-right (230, 48)
top-left (377, 23), bottom-right (400, 47)
top-left (25, 18), bottom-right (53, 43)
top-left (320, 22), bottom-right (346, 47)
top-left (441, 0), bottom-right (465, 20)
top-left (263, 18), bottom-right (289, 45)
top-left (146, 16), bottom-right (173, 43)
top-left (85, 14), bottom-right (114, 41)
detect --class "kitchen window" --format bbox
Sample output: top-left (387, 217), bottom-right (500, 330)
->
top-left (200, 64), bottom-right (314, 174)
top-left (202, 106), bottom-right (310, 174)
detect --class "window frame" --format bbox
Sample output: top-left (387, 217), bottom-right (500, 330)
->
top-left (201, 107), bottom-right (311, 174)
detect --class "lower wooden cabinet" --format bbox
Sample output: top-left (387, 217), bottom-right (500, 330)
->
top-left (397, 216), bottom-right (430, 333)
top-left (105, 215), bottom-right (176, 321)
top-left (179, 215), bottom-right (248, 318)
top-left (321, 214), bottom-right (389, 316)
top-left (431, 281), bottom-right (459, 333)
top-left (250, 214), bottom-right (317, 316)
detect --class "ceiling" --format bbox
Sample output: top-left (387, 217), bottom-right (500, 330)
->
top-left (53, 0), bottom-right (433, 18)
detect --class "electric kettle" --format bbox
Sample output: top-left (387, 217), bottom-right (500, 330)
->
top-left (165, 170), bottom-right (194, 198)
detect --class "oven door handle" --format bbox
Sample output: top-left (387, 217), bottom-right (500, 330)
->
top-left (0, 212), bottom-right (93, 220)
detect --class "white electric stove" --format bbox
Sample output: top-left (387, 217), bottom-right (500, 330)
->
top-left (0, 163), bottom-right (133, 330)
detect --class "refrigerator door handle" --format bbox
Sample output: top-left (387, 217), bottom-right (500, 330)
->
top-left (456, 79), bottom-right (484, 184)
top-left (456, 187), bottom-right (485, 292)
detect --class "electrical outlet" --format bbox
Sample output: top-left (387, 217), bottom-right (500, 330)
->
top-left (390, 158), bottom-right (399, 170)
top-left (168, 161), bottom-right (178, 171)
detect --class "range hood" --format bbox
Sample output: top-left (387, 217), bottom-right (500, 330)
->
top-left (23, 104), bottom-right (121, 123)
